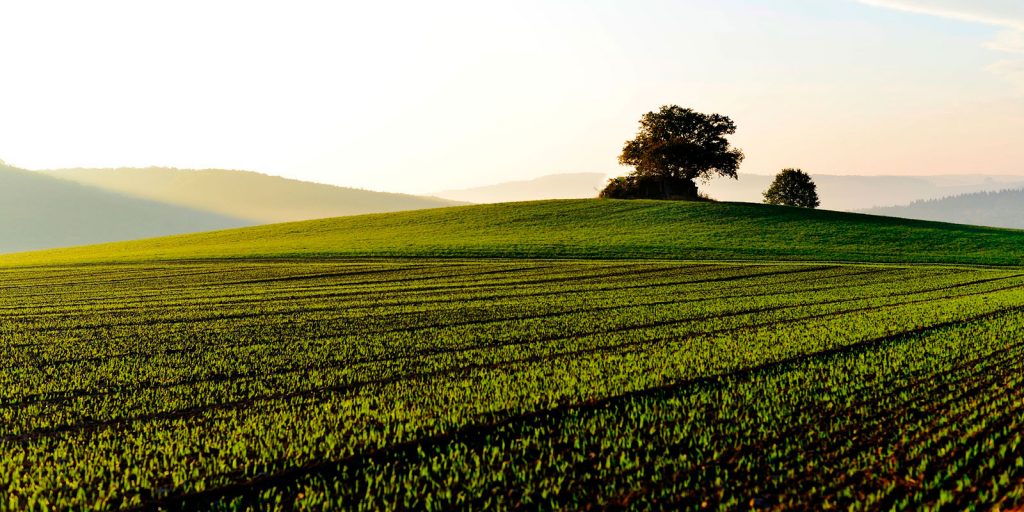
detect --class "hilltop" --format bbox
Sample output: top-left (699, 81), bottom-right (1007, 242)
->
top-left (864, 188), bottom-right (1024, 229)
top-left (43, 167), bottom-right (463, 223)
top-left (0, 164), bottom-right (249, 252)
top-left (6, 199), bottom-right (1024, 266)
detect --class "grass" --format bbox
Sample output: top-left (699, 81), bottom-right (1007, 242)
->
top-left (3, 199), bottom-right (1024, 266)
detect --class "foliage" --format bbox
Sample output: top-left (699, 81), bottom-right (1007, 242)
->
top-left (5, 199), bottom-right (1024, 267)
top-left (604, 105), bottom-right (744, 200)
top-left (1, 259), bottom-right (1023, 509)
top-left (763, 168), bottom-right (820, 208)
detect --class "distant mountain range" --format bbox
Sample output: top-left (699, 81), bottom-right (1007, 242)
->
top-left (434, 172), bottom-right (1024, 212)
top-left (0, 164), bottom-right (250, 253)
top-left (1, 165), bottom-right (461, 253)
top-left (701, 173), bottom-right (1024, 211)
top-left (863, 189), bottom-right (1024, 229)
top-left (434, 173), bottom-right (608, 203)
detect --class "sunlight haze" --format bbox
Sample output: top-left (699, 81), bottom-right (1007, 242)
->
top-left (1, 0), bottom-right (1021, 194)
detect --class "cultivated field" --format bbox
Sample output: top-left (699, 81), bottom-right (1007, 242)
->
top-left (3, 258), bottom-right (1022, 510)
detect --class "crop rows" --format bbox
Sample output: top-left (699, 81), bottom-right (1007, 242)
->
top-left (0, 259), bottom-right (1022, 510)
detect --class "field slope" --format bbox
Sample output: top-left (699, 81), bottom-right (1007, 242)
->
top-left (5, 199), bottom-right (1024, 266)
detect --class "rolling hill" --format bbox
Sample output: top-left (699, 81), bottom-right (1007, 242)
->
top-left (863, 188), bottom-right (1024, 229)
top-left (7, 198), bottom-right (1024, 266)
top-left (0, 164), bottom-right (250, 252)
top-left (42, 167), bottom-right (464, 223)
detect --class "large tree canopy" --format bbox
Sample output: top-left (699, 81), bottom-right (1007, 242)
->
top-left (602, 105), bottom-right (744, 200)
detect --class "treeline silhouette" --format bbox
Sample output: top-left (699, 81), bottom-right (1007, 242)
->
top-left (867, 188), bottom-right (1024, 229)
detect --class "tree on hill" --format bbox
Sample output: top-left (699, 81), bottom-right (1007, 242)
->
top-left (763, 168), bottom-right (820, 208)
top-left (600, 105), bottom-right (744, 200)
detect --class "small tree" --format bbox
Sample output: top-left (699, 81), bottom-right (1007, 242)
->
top-left (763, 168), bottom-right (820, 208)
top-left (601, 105), bottom-right (744, 200)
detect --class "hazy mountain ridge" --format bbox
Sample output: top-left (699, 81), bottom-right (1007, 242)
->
top-left (44, 167), bottom-right (463, 223)
top-left (0, 164), bottom-right (464, 253)
top-left (0, 164), bottom-right (251, 253)
top-left (433, 172), bottom-right (1024, 211)
top-left (863, 188), bottom-right (1024, 229)
top-left (434, 173), bottom-right (608, 203)
top-left (700, 173), bottom-right (1024, 211)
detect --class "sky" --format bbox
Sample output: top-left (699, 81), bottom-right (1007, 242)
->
top-left (0, 0), bottom-right (1021, 194)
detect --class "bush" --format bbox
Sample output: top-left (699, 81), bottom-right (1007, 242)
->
top-left (763, 169), bottom-right (820, 208)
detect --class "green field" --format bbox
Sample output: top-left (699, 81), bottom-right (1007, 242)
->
top-left (3, 201), bottom-right (1024, 510)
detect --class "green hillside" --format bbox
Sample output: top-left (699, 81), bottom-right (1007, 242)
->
top-left (6, 199), bottom-right (1024, 266)
top-left (42, 167), bottom-right (463, 223)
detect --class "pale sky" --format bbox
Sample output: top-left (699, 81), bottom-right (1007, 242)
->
top-left (0, 0), bottom-right (1021, 194)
